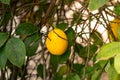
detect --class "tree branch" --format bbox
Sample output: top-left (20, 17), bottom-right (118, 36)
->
top-left (41, 0), bottom-right (57, 25)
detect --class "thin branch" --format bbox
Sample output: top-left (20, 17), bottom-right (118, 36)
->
top-left (41, 0), bottom-right (57, 25)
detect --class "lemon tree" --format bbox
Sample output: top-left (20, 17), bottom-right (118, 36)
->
top-left (1, 0), bottom-right (120, 80)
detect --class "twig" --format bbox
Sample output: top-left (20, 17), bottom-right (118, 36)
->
top-left (82, 12), bottom-right (92, 80)
top-left (41, 0), bottom-right (57, 25)
top-left (11, 65), bottom-right (18, 80)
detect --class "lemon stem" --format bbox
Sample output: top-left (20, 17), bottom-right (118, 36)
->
top-left (53, 30), bottom-right (68, 41)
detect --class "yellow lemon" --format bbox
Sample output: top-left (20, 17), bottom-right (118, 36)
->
top-left (109, 18), bottom-right (120, 41)
top-left (46, 28), bottom-right (68, 55)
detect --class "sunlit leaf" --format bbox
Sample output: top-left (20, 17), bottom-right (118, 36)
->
top-left (107, 64), bottom-right (120, 80)
top-left (118, 27), bottom-right (120, 40)
top-left (114, 54), bottom-right (120, 74)
top-left (5, 37), bottom-right (26, 67)
top-left (96, 42), bottom-right (120, 63)
top-left (88, 0), bottom-right (108, 11)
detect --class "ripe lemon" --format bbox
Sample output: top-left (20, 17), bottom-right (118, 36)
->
top-left (46, 28), bottom-right (68, 55)
top-left (109, 18), bottom-right (120, 41)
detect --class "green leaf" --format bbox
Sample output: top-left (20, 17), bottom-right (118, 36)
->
top-left (97, 60), bottom-right (108, 69)
top-left (72, 12), bottom-right (82, 25)
top-left (114, 54), bottom-right (120, 74)
top-left (107, 65), bottom-right (120, 80)
top-left (53, 73), bottom-right (62, 80)
top-left (50, 47), bottom-right (71, 72)
top-left (91, 70), bottom-right (101, 80)
top-left (67, 73), bottom-right (80, 80)
top-left (65, 0), bottom-right (73, 6)
top-left (37, 64), bottom-right (44, 78)
top-left (118, 27), bottom-right (120, 40)
top-left (88, 0), bottom-right (108, 11)
top-left (73, 64), bottom-right (84, 76)
top-left (86, 66), bottom-right (95, 74)
top-left (5, 37), bottom-right (26, 67)
top-left (88, 45), bottom-right (98, 57)
top-left (56, 23), bottom-right (68, 31)
top-left (58, 64), bottom-right (70, 76)
top-left (75, 43), bottom-right (98, 58)
top-left (53, 64), bottom-right (70, 80)
top-left (114, 4), bottom-right (120, 16)
top-left (66, 27), bottom-right (76, 46)
top-left (0, 12), bottom-right (12, 26)
top-left (24, 33), bottom-right (40, 56)
top-left (75, 42), bottom-right (83, 53)
top-left (0, 47), bottom-right (7, 68)
top-left (91, 31), bottom-right (103, 46)
top-left (15, 22), bottom-right (38, 36)
top-left (51, 47), bottom-right (70, 63)
top-left (61, 77), bottom-right (66, 80)
top-left (39, 0), bottom-right (49, 12)
top-left (0, 32), bottom-right (9, 48)
top-left (75, 43), bottom-right (87, 58)
top-left (0, 0), bottom-right (10, 4)
top-left (96, 42), bottom-right (120, 63)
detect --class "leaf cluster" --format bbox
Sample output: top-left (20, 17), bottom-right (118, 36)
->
top-left (0, 0), bottom-right (120, 80)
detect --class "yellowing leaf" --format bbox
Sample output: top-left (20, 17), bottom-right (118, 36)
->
top-left (114, 54), bottom-right (120, 74)
top-left (96, 42), bottom-right (120, 63)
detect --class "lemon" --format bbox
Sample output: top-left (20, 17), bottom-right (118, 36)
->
top-left (46, 28), bottom-right (68, 55)
top-left (109, 18), bottom-right (120, 41)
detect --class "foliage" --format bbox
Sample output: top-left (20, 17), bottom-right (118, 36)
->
top-left (0, 0), bottom-right (120, 80)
